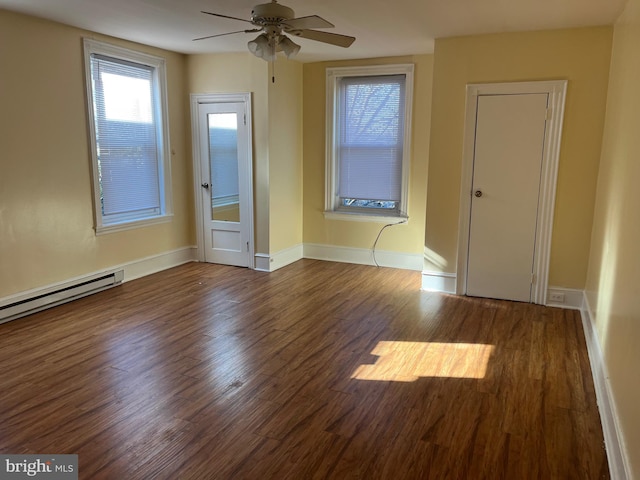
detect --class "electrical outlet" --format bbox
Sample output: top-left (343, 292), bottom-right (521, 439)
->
top-left (548, 292), bottom-right (565, 303)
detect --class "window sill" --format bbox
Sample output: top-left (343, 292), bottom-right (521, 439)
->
top-left (323, 210), bottom-right (408, 224)
top-left (96, 214), bottom-right (173, 235)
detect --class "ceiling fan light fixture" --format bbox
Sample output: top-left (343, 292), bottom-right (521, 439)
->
top-left (279, 35), bottom-right (301, 59)
top-left (248, 33), bottom-right (275, 61)
top-left (199, 2), bottom-right (356, 64)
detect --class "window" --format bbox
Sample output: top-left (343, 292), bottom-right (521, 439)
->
top-left (83, 39), bottom-right (172, 233)
top-left (208, 113), bottom-right (239, 208)
top-left (325, 64), bottom-right (414, 221)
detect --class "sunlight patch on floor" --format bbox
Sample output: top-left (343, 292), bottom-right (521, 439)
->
top-left (351, 341), bottom-right (494, 382)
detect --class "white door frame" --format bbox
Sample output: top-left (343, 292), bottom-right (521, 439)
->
top-left (456, 80), bottom-right (567, 304)
top-left (190, 92), bottom-right (255, 268)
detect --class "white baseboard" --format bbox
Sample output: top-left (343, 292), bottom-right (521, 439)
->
top-left (272, 244), bottom-right (304, 271)
top-left (304, 243), bottom-right (423, 271)
top-left (122, 246), bottom-right (197, 282)
top-left (254, 244), bottom-right (304, 272)
top-left (421, 271), bottom-right (457, 294)
top-left (419, 280), bottom-right (590, 309)
top-left (545, 286), bottom-right (584, 309)
top-left (581, 294), bottom-right (630, 480)
top-left (254, 253), bottom-right (270, 272)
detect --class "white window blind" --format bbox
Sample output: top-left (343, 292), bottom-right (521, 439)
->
top-left (90, 54), bottom-right (161, 223)
top-left (337, 74), bottom-right (406, 203)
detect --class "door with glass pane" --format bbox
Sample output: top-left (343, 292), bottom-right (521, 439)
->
top-left (196, 99), bottom-right (253, 267)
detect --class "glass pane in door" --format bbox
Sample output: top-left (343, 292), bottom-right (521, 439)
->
top-left (208, 113), bottom-right (240, 222)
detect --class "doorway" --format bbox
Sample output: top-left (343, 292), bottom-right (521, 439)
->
top-left (191, 93), bottom-right (254, 268)
top-left (456, 81), bottom-right (567, 304)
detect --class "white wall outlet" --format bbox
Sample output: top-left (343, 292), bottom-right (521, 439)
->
top-left (548, 292), bottom-right (565, 303)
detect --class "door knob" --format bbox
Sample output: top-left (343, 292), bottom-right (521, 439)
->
top-left (201, 183), bottom-right (209, 189)
top-left (474, 190), bottom-right (483, 198)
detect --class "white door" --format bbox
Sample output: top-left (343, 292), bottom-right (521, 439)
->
top-left (466, 93), bottom-right (548, 302)
top-left (196, 99), bottom-right (253, 267)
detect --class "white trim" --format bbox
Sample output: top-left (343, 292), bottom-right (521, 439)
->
top-left (254, 253), bottom-right (271, 272)
top-left (421, 271), bottom-right (457, 294)
top-left (190, 92), bottom-right (255, 268)
top-left (456, 80), bottom-right (567, 304)
top-left (304, 243), bottom-right (422, 271)
top-left (252, 245), bottom-right (304, 272)
top-left (271, 244), bottom-right (304, 271)
top-left (325, 64), bottom-right (414, 218)
top-left (83, 38), bottom-right (173, 233)
top-left (323, 211), bottom-right (409, 224)
top-left (581, 294), bottom-right (631, 480)
top-left (418, 282), bottom-right (585, 310)
top-left (121, 246), bottom-right (197, 282)
top-left (544, 286), bottom-right (585, 310)
top-left (95, 214), bottom-right (173, 235)
top-left (0, 246), bottom-right (197, 310)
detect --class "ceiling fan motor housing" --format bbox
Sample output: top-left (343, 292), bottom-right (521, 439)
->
top-left (251, 2), bottom-right (294, 25)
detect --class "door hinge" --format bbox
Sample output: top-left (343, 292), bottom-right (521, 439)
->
top-left (545, 108), bottom-right (552, 120)
top-left (243, 113), bottom-right (247, 125)
top-left (246, 241), bottom-right (249, 252)
top-left (531, 273), bottom-right (536, 284)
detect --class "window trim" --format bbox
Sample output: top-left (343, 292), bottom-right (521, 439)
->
top-left (83, 38), bottom-right (173, 235)
top-left (325, 64), bottom-right (414, 223)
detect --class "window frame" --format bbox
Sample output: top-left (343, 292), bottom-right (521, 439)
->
top-left (83, 39), bottom-right (173, 234)
top-left (325, 64), bottom-right (414, 222)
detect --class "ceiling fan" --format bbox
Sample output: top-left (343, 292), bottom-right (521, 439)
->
top-left (194, 0), bottom-right (356, 61)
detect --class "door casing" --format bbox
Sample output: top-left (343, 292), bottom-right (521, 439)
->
top-left (456, 81), bottom-right (567, 305)
top-left (190, 92), bottom-right (255, 268)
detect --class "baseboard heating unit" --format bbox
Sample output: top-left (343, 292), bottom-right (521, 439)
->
top-left (0, 269), bottom-right (124, 324)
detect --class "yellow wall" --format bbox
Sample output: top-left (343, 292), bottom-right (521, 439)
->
top-left (586, 0), bottom-right (640, 475)
top-left (0, 9), bottom-right (193, 297)
top-left (427, 28), bottom-right (612, 287)
top-left (302, 55), bottom-right (433, 256)
top-left (187, 54), bottom-right (303, 257)
top-left (268, 59), bottom-right (304, 253)
top-left (186, 53), bottom-right (270, 255)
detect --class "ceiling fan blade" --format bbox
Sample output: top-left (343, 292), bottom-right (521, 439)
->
top-left (193, 29), bottom-right (261, 41)
top-left (294, 29), bottom-right (355, 48)
top-left (201, 11), bottom-right (254, 24)
top-left (282, 15), bottom-right (334, 30)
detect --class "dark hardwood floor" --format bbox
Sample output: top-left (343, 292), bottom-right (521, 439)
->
top-left (0, 260), bottom-right (609, 479)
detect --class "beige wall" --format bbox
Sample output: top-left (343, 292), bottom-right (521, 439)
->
top-left (586, 0), bottom-right (640, 475)
top-left (0, 9), bottom-right (193, 297)
top-left (427, 27), bottom-right (613, 288)
top-left (268, 59), bottom-right (304, 254)
top-left (187, 53), bottom-right (271, 255)
top-left (303, 55), bottom-right (433, 256)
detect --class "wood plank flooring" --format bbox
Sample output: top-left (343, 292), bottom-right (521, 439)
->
top-left (0, 260), bottom-right (609, 479)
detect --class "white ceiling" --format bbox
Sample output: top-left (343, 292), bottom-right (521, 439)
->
top-left (0, 0), bottom-right (627, 62)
